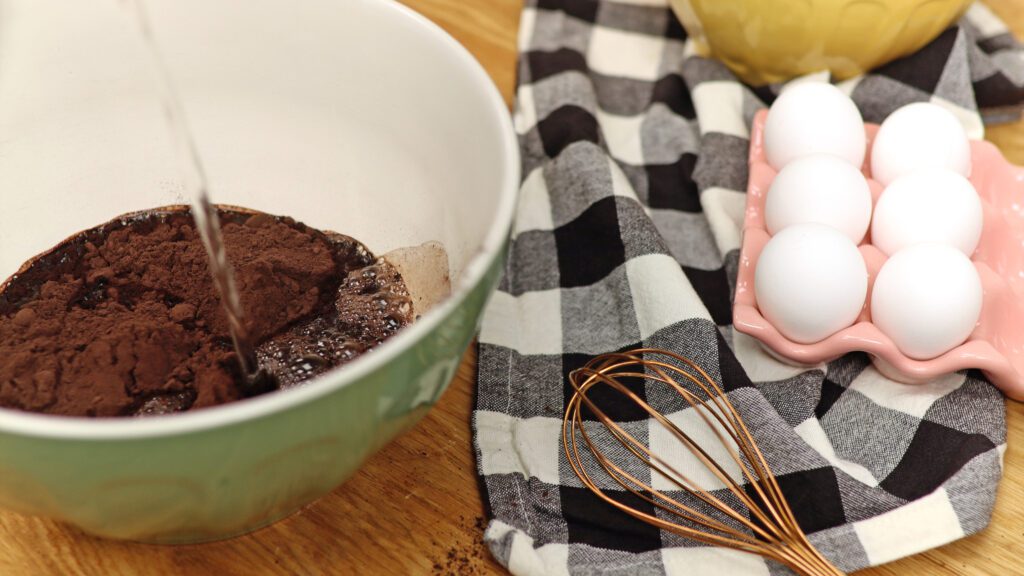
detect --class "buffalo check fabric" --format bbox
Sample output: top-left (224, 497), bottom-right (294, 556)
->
top-left (474, 2), bottom-right (1023, 574)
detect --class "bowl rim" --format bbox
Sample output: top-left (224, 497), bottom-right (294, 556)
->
top-left (0, 0), bottom-right (520, 440)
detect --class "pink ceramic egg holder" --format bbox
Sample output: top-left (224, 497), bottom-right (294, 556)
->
top-left (735, 109), bottom-right (1024, 400)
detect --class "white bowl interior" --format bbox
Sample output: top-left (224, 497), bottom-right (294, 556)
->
top-left (0, 0), bottom-right (508, 286)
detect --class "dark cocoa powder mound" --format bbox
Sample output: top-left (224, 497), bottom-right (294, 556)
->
top-left (0, 207), bottom-right (412, 417)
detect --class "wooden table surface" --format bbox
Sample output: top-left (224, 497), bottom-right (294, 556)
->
top-left (2, 1), bottom-right (1024, 574)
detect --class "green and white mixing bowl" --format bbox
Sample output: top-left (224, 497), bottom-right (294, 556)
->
top-left (0, 0), bottom-right (518, 543)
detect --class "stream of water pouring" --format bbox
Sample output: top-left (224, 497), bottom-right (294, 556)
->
top-left (126, 0), bottom-right (265, 387)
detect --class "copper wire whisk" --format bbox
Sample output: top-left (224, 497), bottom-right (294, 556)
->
top-left (562, 348), bottom-right (844, 576)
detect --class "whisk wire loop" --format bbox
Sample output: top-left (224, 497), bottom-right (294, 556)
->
top-left (562, 348), bottom-right (844, 576)
top-left (568, 366), bottom-right (780, 542)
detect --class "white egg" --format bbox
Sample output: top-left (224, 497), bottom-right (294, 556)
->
top-left (755, 223), bottom-right (867, 343)
top-left (870, 243), bottom-right (982, 360)
top-left (870, 102), bottom-right (972, 185)
top-left (765, 154), bottom-right (873, 244)
top-left (764, 82), bottom-right (866, 171)
top-left (871, 170), bottom-right (983, 257)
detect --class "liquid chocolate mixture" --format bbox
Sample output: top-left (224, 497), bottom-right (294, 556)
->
top-left (0, 207), bottom-right (412, 417)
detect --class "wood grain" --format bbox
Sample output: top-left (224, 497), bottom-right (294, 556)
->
top-left (1, 0), bottom-right (1023, 574)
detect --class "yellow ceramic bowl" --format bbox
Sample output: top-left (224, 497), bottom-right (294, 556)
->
top-left (669, 0), bottom-right (972, 85)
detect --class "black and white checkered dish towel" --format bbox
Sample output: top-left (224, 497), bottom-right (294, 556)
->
top-left (473, 1), bottom-right (1024, 574)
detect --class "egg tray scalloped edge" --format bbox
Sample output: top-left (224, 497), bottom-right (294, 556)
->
top-left (734, 109), bottom-right (1024, 400)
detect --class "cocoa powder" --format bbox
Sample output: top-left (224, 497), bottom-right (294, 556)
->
top-left (0, 207), bottom-right (412, 417)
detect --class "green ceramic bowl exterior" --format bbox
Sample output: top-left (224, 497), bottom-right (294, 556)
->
top-left (0, 241), bottom-right (507, 544)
